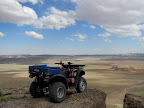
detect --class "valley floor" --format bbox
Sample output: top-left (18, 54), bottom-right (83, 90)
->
top-left (0, 55), bottom-right (144, 108)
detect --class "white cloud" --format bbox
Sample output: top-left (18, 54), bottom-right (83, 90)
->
top-left (103, 38), bottom-right (112, 43)
top-left (94, 48), bottom-right (102, 51)
top-left (66, 38), bottom-right (75, 41)
top-left (0, 32), bottom-right (5, 37)
top-left (2, 0), bottom-right (144, 37)
top-left (72, 0), bottom-right (144, 37)
top-left (98, 32), bottom-right (111, 37)
top-left (132, 37), bottom-right (144, 41)
top-left (82, 24), bottom-right (87, 27)
top-left (34, 7), bottom-right (76, 30)
top-left (98, 33), bottom-right (112, 43)
top-left (102, 24), bottom-right (141, 37)
top-left (17, 0), bottom-right (43, 4)
top-left (141, 37), bottom-right (144, 41)
top-left (0, 0), bottom-right (38, 26)
top-left (0, 1), bottom-right (75, 30)
top-left (132, 36), bottom-right (144, 47)
top-left (74, 34), bottom-right (87, 41)
top-left (25, 31), bottom-right (44, 39)
top-left (90, 25), bottom-right (96, 29)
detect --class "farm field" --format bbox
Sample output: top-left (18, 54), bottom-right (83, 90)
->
top-left (0, 55), bottom-right (144, 108)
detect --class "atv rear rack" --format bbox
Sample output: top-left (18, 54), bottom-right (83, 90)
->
top-left (64, 65), bottom-right (85, 69)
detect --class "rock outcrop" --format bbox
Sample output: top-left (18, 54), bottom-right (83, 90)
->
top-left (123, 93), bottom-right (144, 108)
top-left (111, 66), bottom-right (135, 72)
top-left (0, 88), bottom-right (106, 108)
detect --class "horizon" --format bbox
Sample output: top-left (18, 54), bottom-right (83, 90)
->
top-left (1, 53), bottom-right (144, 56)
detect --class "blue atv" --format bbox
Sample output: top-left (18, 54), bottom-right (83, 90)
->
top-left (29, 61), bottom-right (87, 103)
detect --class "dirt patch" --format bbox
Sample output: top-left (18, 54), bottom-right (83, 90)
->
top-left (0, 88), bottom-right (106, 108)
top-left (111, 66), bottom-right (144, 73)
top-left (111, 66), bottom-right (136, 72)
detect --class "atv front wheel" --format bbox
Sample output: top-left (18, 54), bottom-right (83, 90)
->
top-left (76, 77), bottom-right (87, 93)
top-left (30, 81), bottom-right (44, 98)
top-left (49, 82), bottom-right (66, 103)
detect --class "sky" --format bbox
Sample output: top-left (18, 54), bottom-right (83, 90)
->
top-left (0, 0), bottom-right (144, 55)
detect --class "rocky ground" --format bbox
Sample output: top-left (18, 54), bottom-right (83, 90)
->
top-left (0, 87), bottom-right (106, 108)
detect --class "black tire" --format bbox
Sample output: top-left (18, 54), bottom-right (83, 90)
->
top-left (30, 81), bottom-right (44, 98)
top-left (49, 82), bottom-right (66, 103)
top-left (76, 77), bottom-right (87, 93)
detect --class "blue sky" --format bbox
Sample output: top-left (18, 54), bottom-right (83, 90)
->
top-left (0, 0), bottom-right (144, 55)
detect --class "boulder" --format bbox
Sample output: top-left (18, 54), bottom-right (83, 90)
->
top-left (123, 93), bottom-right (144, 108)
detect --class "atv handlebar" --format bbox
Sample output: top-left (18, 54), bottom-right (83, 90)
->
top-left (55, 61), bottom-right (64, 65)
top-left (55, 61), bottom-right (73, 65)
top-left (55, 61), bottom-right (85, 69)
top-left (55, 63), bottom-right (61, 64)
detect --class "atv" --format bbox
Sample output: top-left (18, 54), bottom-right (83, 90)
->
top-left (29, 61), bottom-right (87, 103)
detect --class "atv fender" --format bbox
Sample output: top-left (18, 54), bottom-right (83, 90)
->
top-left (74, 70), bottom-right (85, 87)
top-left (49, 74), bottom-right (68, 89)
top-left (79, 70), bottom-right (85, 77)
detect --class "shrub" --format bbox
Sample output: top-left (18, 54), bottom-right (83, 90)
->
top-left (21, 95), bottom-right (27, 98)
top-left (1, 98), bottom-right (7, 102)
top-left (8, 96), bottom-right (16, 99)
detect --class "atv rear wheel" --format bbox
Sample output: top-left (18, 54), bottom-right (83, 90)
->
top-left (49, 82), bottom-right (66, 103)
top-left (30, 81), bottom-right (44, 98)
top-left (76, 77), bottom-right (87, 93)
